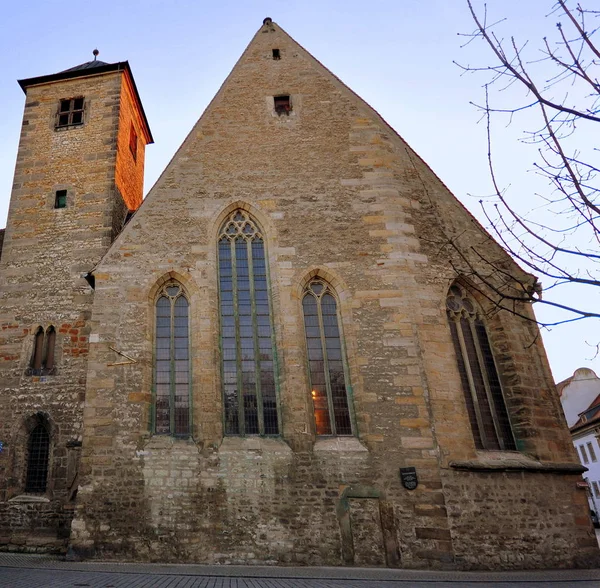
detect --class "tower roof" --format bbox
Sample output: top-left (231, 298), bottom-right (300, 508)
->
top-left (17, 58), bottom-right (153, 144)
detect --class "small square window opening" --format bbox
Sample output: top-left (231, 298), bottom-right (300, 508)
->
top-left (274, 95), bottom-right (291, 115)
top-left (129, 123), bottom-right (138, 161)
top-left (272, 49), bottom-right (280, 60)
top-left (54, 190), bottom-right (67, 209)
top-left (56, 97), bottom-right (84, 128)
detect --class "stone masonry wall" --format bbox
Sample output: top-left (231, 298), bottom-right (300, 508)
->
top-left (69, 21), bottom-right (599, 569)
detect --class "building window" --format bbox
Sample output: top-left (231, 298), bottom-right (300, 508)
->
top-left (302, 279), bottom-right (353, 436)
top-left (272, 48), bottom-right (281, 60)
top-left (218, 210), bottom-right (279, 436)
top-left (274, 95), bottom-right (291, 115)
top-left (446, 284), bottom-right (516, 451)
top-left (30, 326), bottom-right (57, 376)
top-left (593, 481), bottom-right (600, 498)
top-left (580, 444), bottom-right (590, 465)
top-left (54, 190), bottom-right (67, 209)
top-left (129, 123), bottom-right (138, 161)
top-left (153, 281), bottom-right (190, 436)
top-left (25, 420), bottom-right (50, 493)
top-left (588, 442), bottom-right (598, 462)
top-left (56, 97), bottom-right (84, 128)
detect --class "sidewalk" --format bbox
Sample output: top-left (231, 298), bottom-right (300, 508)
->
top-left (0, 552), bottom-right (599, 587)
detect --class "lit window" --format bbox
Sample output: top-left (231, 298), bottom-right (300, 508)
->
top-left (56, 97), bottom-right (84, 128)
top-left (25, 419), bottom-right (50, 493)
top-left (302, 279), bottom-right (353, 436)
top-left (153, 281), bottom-right (190, 436)
top-left (588, 442), bottom-right (597, 463)
top-left (218, 210), bottom-right (279, 436)
top-left (446, 284), bottom-right (515, 451)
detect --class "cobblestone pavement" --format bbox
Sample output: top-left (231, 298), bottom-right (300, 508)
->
top-left (1, 554), bottom-right (600, 588)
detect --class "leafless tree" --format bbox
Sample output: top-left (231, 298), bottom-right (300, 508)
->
top-left (449, 0), bottom-right (599, 327)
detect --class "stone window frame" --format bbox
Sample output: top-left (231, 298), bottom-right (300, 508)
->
top-left (27, 325), bottom-right (57, 376)
top-left (152, 280), bottom-right (192, 437)
top-left (6, 412), bottom-right (57, 502)
top-left (55, 96), bottom-right (85, 129)
top-left (217, 209), bottom-right (282, 437)
top-left (301, 277), bottom-right (356, 437)
top-left (446, 282), bottom-right (516, 451)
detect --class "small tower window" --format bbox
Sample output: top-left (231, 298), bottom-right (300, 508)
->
top-left (274, 95), bottom-right (291, 115)
top-left (56, 97), bottom-right (84, 128)
top-left (54, 190), bottom-right (67, 209)
top-left (272, 48), bottom-right (280, 60)
top-left (129, 123), bottom-right (138, 161)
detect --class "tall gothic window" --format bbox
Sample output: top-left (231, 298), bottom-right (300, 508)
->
top-left (218, 210), bottom-right (279, 436)
top-left (302, 279), bottom-right (353, 436)
top-left (25, 419), bottom-right (50, 493)
top-left (446, 284), bottom-right (515, 451)
top-left (154, 281), bottom-right (190, 436)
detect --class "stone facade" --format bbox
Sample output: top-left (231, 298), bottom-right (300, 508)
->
top-left (0, 20), bottom-right (597, 570)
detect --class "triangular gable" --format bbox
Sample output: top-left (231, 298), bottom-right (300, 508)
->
top-left (99, 19), bottom-right (529, 281)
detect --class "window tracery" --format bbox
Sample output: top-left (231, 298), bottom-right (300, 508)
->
top-left (154, 281), bottom-right (190, 436)
top-left (218, 210), bottom-right (279, 436)
top-left (302, 278), bottom-right (353, 436)
top-left (446, 284), bottom-right (515, 451)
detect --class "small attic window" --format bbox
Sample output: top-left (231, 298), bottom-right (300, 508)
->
top-left (274, 95), bottom-right (291, 115)
top-left (56, 97), bottom-right (84, 128)
top-left (272, 49), bottom-right (280, 60)
top-left (54, 190), bottom-right (67, 209)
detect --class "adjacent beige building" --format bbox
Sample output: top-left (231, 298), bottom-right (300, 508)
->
top-left (0, 19), bottom-right (597, 570)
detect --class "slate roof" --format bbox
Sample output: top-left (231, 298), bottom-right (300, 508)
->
top-left (60, 60), bottom-right (110, 73)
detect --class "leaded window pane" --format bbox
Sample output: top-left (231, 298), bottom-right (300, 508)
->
top-left (446, 284), bottom-right (515, 451)
top-left (25, 423), bottom-right (50, 493)
top-left (302, 281), bottom-right (352, 436)
top-left (153, 283), bottom-right (190, 436)
top-left (218, 210), bottom-right (279, 435)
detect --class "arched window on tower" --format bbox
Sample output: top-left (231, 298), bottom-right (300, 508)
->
top-left (446, 284), bottom-right (516, 451)
top-left (302, 279), bottom-right (353, 436)
top-left (30, 326), bottom-right (57, 375)
top-left (32, 327), bottom-right (44, 372)
top-left (153, 281), bottom-right (190, 436)
top-left (218, 210), bottom-right (279, 436)
top-left (25, 418), bottom-right (50, 493)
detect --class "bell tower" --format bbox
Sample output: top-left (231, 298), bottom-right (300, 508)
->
top-left (0, 53), bottom-right (152, 551)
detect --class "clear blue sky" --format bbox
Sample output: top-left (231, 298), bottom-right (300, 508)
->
top-left (0, 0), bottom-right (596, 383)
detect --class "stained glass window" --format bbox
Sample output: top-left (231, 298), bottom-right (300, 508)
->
top-left (446, 284), bottom-right (515, 451)
top-left (154, 281), bottom-right (190, 436)
top-left (302, 279), bottom-right (353, 436)
top-left (218, 210), bottom-right (279, 435)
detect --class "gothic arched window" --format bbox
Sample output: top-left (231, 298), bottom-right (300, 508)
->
top-left (302, 279), bottom-right (353, 436)
top-left (446, 284), bottom-right (515, 451)
top-left (25, 420), bottom-right (50, 493)
top-left (218, 210), bottom-right (279, 436)
top-left (154, 281), bottom-right (190, 436)
top-left (30, 326), bottom-right (57, 375)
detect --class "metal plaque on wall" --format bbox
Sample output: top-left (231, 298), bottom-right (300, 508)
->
top-left (400, 466), bottom-right (418, 490)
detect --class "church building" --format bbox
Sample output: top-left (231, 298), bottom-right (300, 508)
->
top-left (0, 18), bottom-right (597, 569)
